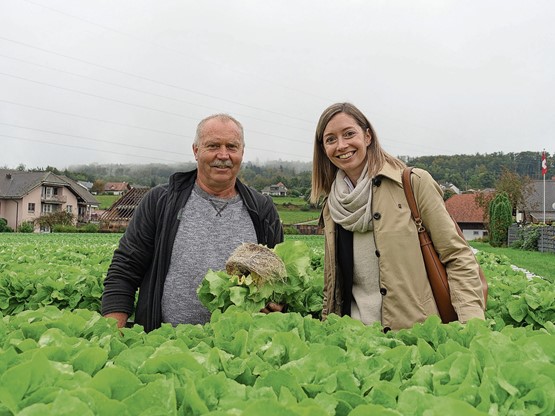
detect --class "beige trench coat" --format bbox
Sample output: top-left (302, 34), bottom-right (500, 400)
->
top-left (321, 163), bottom-right (485, 331)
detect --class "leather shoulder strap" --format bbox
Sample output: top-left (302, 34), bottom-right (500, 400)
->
top-left (401, 167), bottom-right (421, 222)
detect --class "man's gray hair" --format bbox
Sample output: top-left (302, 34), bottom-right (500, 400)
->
top-left (194, 114), bottom-right (245, 146)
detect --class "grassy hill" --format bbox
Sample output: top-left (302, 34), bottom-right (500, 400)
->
top-left (271, 196), bottom-right (320, 225)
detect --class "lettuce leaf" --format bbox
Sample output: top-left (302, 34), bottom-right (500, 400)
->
top-left (197, 241), bottom-right (323, 317)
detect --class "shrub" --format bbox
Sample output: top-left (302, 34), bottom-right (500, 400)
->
top-left (17, 221), bottom-right (35, 233)
top-left (476, 235), bottom-right (490, 243)
top-left (510, 224), bottom-right (543, 251)
top-left (78, 223), bottom-right (100, 233)
top-left (0, 218), bottom-right (13, 233)
top-left (283, 225), bottom-right (300, 235)
top-left (35, 211), bottom-right (75, 230)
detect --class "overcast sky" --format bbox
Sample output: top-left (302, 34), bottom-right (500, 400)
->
top-left (1, 0), bottom-right (553, 170)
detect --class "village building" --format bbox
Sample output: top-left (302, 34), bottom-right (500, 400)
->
top-left (0, 170), bottom-right (99, 232)
top-left (103, 182), bottom-right (131, 195)
top-left (261, 182), bottom-right (288, 196)
top-left (445, 193), bottom-right (488, 241)
top-left (517, 179), bottom-right (555, 224)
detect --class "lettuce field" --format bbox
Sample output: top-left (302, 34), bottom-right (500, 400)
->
top-left (0, 233), bottom-right (554, 415)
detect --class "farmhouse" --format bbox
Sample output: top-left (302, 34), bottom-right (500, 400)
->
top-left (104, 182), bottom-right (131, 195)
top-left (261, 182), bottom-right (288, 196)
top-left (518, 179), bottom-right (555, 224)
top-left (445, 193), bottom-right (488, 241)
top-left (0, 170), bottom-right (99, 232)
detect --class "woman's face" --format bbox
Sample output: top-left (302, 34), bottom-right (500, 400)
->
top-left (322, 112), bottom-right (371, 185)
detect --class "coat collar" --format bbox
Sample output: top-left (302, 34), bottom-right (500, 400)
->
top-left (374, 161), bottom-right (404, 186)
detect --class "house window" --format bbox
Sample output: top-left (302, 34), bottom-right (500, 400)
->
top-left (43, 187), bottom-right (59, 199)
top-left (42, 204), bottom-right (53, 214)
top-left (473, 231), bottom-right (480, 236)
top-left (66, 205), bottom-right (72, 213)
top-left (28, 203), bottom-right (35, 213)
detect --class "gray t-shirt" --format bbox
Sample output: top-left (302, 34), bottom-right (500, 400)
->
top-left (161, 184), bottom-right (257, 325)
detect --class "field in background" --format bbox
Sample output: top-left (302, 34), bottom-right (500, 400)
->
top-left (272, 196), bottom-right (320, 225)
top-left (95, 194), bottom-right (120, 209)
top-left (94, 194), bottom-right (319, 224)
top-left (278, 211), bottom-right (320, 225)
top-left (470, 241), bottom-right (554, 281)
top-left (270, 196), bottom-right (307, 205)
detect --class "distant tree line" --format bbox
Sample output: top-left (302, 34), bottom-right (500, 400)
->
top-left (14, 151), bottom-right (551, 196)
top-left (407, 151), bottom-right (550, 191)
top-left (63, 160), bottom-right (314, 197)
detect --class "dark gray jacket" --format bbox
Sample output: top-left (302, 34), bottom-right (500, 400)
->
top-left (101, 169), bottom-right (284, 331)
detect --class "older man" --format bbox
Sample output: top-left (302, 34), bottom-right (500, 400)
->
top-left (101, 114), bottom-right (284, 331)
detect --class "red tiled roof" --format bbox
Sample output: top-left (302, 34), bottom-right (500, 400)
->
top-left (104, 182), bottom-right (130, 192)
top-left (445, 193), bottom-right (485, 223)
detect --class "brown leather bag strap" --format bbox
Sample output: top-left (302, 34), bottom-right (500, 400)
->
top-left (402, 167), bottom-right (424, 230)
top-left (403, 167), bottom-right (469, 241)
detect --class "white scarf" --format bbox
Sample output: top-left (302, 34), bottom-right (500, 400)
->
top-left (327, 165), bottom-right (374, 233)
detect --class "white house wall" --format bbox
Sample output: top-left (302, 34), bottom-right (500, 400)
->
top-left (462, 228), bottom-right (487, 241)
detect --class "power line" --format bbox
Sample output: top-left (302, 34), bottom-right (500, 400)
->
top-left (0, 131), bottom-right (311, 163)
top-left (0, 121), bottom-right (188, 156)
top-left (0, 133), bottom-right (187, 164)
top-left (0, 71), bottom-right (199, 122)
top-left (0, 53), bottom-right (315, 133)
top-left (0, 99), bottom-right (185, 137)
top-left (0, 35), bottom-right (315, 124)
top-left (0, 38), bottom-right (488, 156)
top-left (0, 117), bottom-right (312, 162)
top-left (4, 3), bottom-right (549, 163)
top-left (2, 19), bottom-right (460, 153)
top-left (20, 0), bottom-right (334, 106)
top-left (1, 99), bottom-right (314, 159)
top-left (0, 71), bottom-right (313, 145)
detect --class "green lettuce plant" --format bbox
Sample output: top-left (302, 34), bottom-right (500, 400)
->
top-left (197, 240), bottom-right (324, 318)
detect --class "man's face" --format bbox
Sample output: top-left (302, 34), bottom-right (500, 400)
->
top-left (193, 118), bottom-right (244, 193)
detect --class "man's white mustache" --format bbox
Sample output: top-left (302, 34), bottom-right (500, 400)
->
top-left (210, 161), bottom-right (233, 168)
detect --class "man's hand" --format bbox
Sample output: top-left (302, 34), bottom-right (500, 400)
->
top-left (103, 312), bottom-right (129, 328)
top-left (260, 302), bottom-right (287, 314)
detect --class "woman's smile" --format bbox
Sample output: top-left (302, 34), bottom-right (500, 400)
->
top-left (337, 151), bottom-right (355, 160)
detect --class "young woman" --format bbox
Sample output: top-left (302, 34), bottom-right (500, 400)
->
top-left (311, 103), bottom-right (485, 331)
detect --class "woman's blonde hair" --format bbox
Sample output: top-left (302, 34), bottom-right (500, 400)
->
top-left (310, 102), bottom-right (405, 204)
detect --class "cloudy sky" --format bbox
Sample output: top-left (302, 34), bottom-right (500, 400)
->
top-left (1, 0), bottom-right (553, 170)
